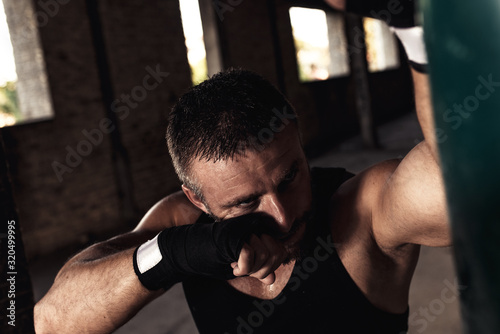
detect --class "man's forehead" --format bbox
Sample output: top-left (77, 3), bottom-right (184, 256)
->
top-left (200, 163), bottom-right (300, 216)
top-left (189, 124), bottom-right (303, 193)
top-left (195, 155), bottom-right (300, 208)
top-left (193, 125), bottom-right (300, 173)
top-left (194, 147), bottom-right (292, 186)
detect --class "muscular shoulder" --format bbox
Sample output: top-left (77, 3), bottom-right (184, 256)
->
top-left (339, 157), bottom-right (446, 251)
top-left (134, 190), bottom-right (203, 233)
top-left (335, 159), bottom-right (400, 215)
top-left (332, 160), bottom-right (403, 249)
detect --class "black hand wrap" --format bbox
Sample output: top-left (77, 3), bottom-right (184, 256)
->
top-left (346, 0), bottom-right (417, 27)
top-left (133, 213), bottom-right (272, 291)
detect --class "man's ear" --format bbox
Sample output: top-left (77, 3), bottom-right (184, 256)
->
top-left (182, 184), bottom-right (209, 214)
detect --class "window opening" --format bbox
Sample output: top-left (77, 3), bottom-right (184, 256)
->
top-left (179, 0), bottom-right (208, 85)
top-left (289, 7), bottom-right (349, 82)
top-left (363, 17), bottom-right (400, 72)
top-left (0, 0), bottom-right (54, 127)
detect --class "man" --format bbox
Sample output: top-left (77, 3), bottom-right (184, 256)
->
top-left (34, 1), bottom-right (450, 333)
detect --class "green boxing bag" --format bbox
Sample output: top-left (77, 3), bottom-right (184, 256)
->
top-left (421, 0), bottom-right (500, 332)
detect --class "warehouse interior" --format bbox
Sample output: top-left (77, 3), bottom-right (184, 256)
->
top-left (0, 0), bottom-right (460, 332)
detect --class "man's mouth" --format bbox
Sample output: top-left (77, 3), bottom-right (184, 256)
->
top-left (278, 219), bottom-right (305, 242)
top-left (276, 209), bottom-right (314, 243)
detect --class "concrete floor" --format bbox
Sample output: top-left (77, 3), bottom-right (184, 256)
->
top-left (29, 112), bottom-right (462, 333)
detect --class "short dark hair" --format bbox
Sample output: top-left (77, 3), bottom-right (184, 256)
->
top-left (166, 68), bottom-right (298, 192)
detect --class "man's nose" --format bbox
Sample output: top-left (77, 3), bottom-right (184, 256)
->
top-left (262, 195), bottom-right (294, 235)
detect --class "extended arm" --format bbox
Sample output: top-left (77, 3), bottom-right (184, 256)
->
top-left (34, 192), bottom-right (200, 333)
top-left (373, 70), bottom-right (451, 248)
top-left (322, 0), bottom-right (450, 248)
top-left (34, 190), bottom-right (285, 333)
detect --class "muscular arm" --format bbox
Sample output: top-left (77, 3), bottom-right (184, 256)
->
top-left (322, 0), bottom-right (450, 247)
top-left (34, 191), bottom-right (201, 333)
top-left (372, 70), bottom-right (451, 248)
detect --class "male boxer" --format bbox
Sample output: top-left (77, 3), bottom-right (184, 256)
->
top-left (35, 1), bottom-right (450, 333)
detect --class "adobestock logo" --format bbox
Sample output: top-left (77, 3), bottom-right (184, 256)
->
top-left (235, 106), bottom-right (297, 155)
top-left (408, 277), bottom-right (466, 333)
top-left (35, 0), bottom-right (72, 27)
top-left (435, 74), bottom-right (500, 143)
top-left (213, 0), bottom-right (244, 22)
top-left (225, 234), bottom-right (338, 334)
top-left (51, 65), bottom-right (169, 182)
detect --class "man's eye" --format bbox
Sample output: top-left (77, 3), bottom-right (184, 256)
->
top-left (278, 168), bottom-right (298, 192)
top-left (284, 169), bottom-right (297, 181)
top-left (237, 199), bottom-right (258, 208)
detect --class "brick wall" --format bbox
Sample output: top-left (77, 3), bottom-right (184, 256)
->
top-left (2, 0), bottom-right (413, 260)
top-left (3, 0), bottom-right (191, 259)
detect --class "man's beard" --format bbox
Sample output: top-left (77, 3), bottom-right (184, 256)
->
top-left (277, 209), bottom-right (314, 264)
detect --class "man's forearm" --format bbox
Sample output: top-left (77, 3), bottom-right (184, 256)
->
top-left (411, 69), bottom-right (439, 160)
top-left (34, 233), bottom-right (163, 333)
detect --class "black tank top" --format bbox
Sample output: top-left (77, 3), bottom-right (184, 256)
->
top-left (182, 167), bottom-right (409, 334)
